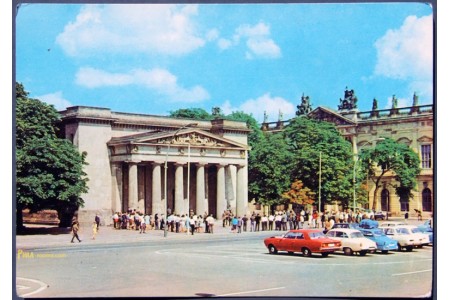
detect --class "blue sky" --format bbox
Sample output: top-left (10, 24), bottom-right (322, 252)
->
top-left (15, 2), bottom-right (433, 123)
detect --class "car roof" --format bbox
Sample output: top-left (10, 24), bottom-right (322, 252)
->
top-left (328, 228), bottom-right (360, 233)
top-left (287, 229), bottom-right (322, 233)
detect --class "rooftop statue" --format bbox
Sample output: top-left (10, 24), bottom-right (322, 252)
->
top-left (338, 87), bottom-right (358, 110)
top-left (296, 93), bottom-right (313, 116)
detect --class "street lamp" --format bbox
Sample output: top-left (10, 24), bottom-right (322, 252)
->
top-left (352, 138), bottom-right (385, 215)
top-left (164, 123), bottom-right (198, 237)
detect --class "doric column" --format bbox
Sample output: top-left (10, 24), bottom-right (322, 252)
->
top-left (111, 163), bottom-right (123, 213)
top-left (174, 162), bottom-right (185, 214)
top-left (216, 164), bottom-right (226, 219)
top-left (196, 163), bottom-right (207, 216)
top-left (128, 162), bottom-right (138, 211)
top-left (236, 164), bottom-right (246, 217)
top-left (152, 161), bottom-right (163, 215)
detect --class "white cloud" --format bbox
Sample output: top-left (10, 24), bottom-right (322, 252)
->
top-left (218, 22), bottom-right (281, 59)
top-left (374, 14), bottom-right (433, 100)
top-left (56, 4), bottom-right (205, 56)
top-left (75, 67), bottom-right (210, 103)
top-left (36, 91), bottom-right (72, 111)
top-left (221, 93), bottom-right (295, 122)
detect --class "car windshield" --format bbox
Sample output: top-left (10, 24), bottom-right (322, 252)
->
top-left (372, 229), bottom-right (384, 236)
top-left (350, 231), bottom-right (364, 238)
top-left (411, 228), bottom-right (421, 234)
top-left (309, 232), bottom-right (326, 239)
top-left (396, 228), bottom-right (409, 234)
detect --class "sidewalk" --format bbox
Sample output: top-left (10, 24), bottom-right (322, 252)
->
top-left (15, 217), bottom-right (430, 250)
top-left (15, 222), bottom-right (270, 250)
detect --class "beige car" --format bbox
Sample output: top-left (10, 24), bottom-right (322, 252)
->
top-left (325, 228), bottom-right (377, 256)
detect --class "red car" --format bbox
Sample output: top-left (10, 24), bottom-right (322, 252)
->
top-left (264, 229), bottom-right (342, 257)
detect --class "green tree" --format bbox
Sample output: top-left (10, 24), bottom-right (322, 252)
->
top-left (248, 132), bottom-right (293, 207)
top-left (283, 117), bottom-right (354, 208)
top-left (359, 138), bottom-right (421, 210)
top-left (169, 108), bottom-right (214, 120)
top-left (15, 83), bottom-right (89, 230)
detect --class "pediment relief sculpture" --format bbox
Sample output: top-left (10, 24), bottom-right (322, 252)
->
top-left (157, 133), bottom-right (228, 147)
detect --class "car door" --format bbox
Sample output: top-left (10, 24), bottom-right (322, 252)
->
top-left (283, 232), bottom-right (297, 252)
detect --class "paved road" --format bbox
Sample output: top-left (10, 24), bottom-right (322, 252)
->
top-left (15, 220), bottom-right (434, 298)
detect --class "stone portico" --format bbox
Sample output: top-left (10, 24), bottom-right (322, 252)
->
top-left (58, 106), bottom-right (251, 225)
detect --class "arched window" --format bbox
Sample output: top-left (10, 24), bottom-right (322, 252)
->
top-left (422, 188), bottom-right (432, 212)
top-left (400, 195), bottom-right (409, 212)
top-left (381, 189), bottom-right (389, 211)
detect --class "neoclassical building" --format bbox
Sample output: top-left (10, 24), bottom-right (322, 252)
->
top-left (262, 89), bottom-right (434, 218)
top-left (58, 106), bottom-right (251, 225)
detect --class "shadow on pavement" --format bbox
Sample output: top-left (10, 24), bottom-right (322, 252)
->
top-left (16, 225), bottom-right (71, 236)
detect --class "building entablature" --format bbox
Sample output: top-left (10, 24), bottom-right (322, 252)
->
top-left (108, 128), bottom-right (249, 165)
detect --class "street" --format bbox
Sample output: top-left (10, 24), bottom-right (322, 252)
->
top-left (15, 225), bottom-right (433, 298)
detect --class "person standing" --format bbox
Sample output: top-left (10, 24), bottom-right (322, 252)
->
top-left (91, 221), bottom-right (98, 240)
top-left (207, 214), bottom-right (215, 234)
top-left (255, 213), bottom-right (261, 231)
top-left (154, 213), bottom-right (159, 230)
top-left (95, 214), bottom-right (100, 232)
top-left (268, 214), bottom-right (274, 230)
top-left (242, 215), bottom-right (248, 232)
top-left (237, 217), bottom-right (242, 233)
top-left (189, 216), bottom-right (196, 235)
top-left (71, 217), bottom-right (81, 243)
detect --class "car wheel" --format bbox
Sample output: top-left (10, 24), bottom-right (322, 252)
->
top-left (302, 248), bottom-right (312, 257)
top-left (397, 243), bottom-right (403, 251)
top-left (321, 252), bottom-right (329, 257)
top-left (344, 247), bottom-right (353, 256)
top-left (406, 246), bottom-right (413, 252)
top-left (268, 245), bottom-right (278, 254)
top-left (381, 250), bottom-right (388, 254)
top-left (359, 250), bottom-right (367, 256)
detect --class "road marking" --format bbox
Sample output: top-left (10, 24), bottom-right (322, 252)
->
top-left (16, 277), bottom-right (48, 297)
top-left (392, 269), bottom-right (432, 276)
top-left (218, 286), bottom-right (285, 296)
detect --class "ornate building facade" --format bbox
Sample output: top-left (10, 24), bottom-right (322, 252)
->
top-left (262, 89), bottom-right (434, 218)
top-left (58, 106), bottom-right (251, 225)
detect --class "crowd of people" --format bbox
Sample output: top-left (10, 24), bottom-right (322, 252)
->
top-left (110, 209), bottom-right (217, 235)
top-left (70, 208), bottom-right (376, 242)
top-left (220, 208), bottom-right (375, 234)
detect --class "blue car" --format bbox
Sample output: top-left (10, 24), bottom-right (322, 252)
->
top-left (417, 225), bottom-right (433, 245)
top-left (359, 228), bottom-right (398, 254)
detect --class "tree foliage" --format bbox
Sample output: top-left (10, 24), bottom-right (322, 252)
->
top-left (359, 138), bottom-right (421, 209)
top-left (248, 132), bottom-right (293, 206)
top-left (283, 117), bottom-right (354, 207)
top-left (169, 108), bottom-right (215, 120)
top-left (282, 179), bottom-right (315, 206)
top-left (15, 82), bottom-right (89, 228)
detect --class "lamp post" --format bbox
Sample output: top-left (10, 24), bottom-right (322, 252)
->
top-left (164, 123), bottom-right (198, 237)
top-left (352, 138), bottom-right (385, 215)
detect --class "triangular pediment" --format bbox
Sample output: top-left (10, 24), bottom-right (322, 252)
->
top-left (108, 128), bottom-right (249, 150)
top-left (417, 135), bottom-right (433, 143)
top-left (308, 106), bottom-right (357, 126)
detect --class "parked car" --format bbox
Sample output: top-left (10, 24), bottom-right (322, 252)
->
top-left (373, 211), bottom-right (386, 220)
top-left (379, 221), bottom-right (407, 227)
top-left (325, 228), bottom-right (377, 256)
top-left (359, 228), bottom-right (398, 254)
top-left (401, 225), bottom-right (430, 247)
top-left (263, 229), bottom-right (342, 257)
top-left (331, 223), bottom-right (361, 230)
top-left (379, 225), bottom-right (426, 251)
top-left (416, 226), bottom-right (433, 245)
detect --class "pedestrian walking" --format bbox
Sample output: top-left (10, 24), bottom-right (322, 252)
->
top-left (71, 217), bottom-right (81, 243)
top-left (95, 214), bottom-right (101, 232)
top-left (91, 221), bottom-right (97, 240)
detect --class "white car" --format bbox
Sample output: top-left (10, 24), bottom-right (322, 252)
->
top-left (380, 225), bottom-right (427, 251)
top-left (325, 228), bottom-right (377, 256)
top-left (379, 221), bottom-right (407, 227)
